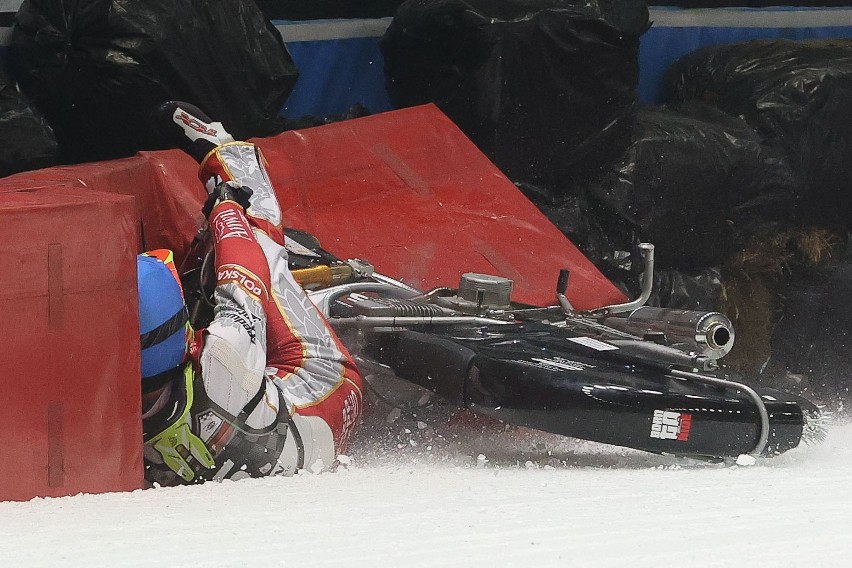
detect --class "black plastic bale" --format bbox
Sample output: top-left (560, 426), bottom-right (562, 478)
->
top-left (519, 102), bottom-right (796, 311)
top-left (0, 71), bottom-right (58, 178)
top-left (584, 102), bottom-right (799, 271)
top-left (8, 0), bottom-right (299, 164)
top-left (666, 38), bottom-right (852, 230)
top-left (380, 0), bottom-right (650, 185)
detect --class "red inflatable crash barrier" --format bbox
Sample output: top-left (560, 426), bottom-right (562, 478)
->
top-left (261, 104), bottom-right (626, 309)
top-left (0, 104), bottom-right (626, 309)
top-left (0, 153), bottom-right (204, 259)
top-left (0, 104), bottom-right (624, 500)
top-left (0, 187), bottom-right (142, 501)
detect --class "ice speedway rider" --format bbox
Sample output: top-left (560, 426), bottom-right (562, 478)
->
top-left (138, 102), bottom-right (363, 486)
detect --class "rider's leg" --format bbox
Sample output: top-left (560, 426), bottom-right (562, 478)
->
top-left (200, 144), bottom-right (363, 452)
top-left (159, 101), bottom-right (363, 452)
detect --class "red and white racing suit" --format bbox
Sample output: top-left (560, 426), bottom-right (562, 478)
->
top-left (143, 142), bottom-right (363, 485)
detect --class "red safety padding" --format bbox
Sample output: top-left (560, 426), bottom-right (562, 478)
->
top-left (257, 105), bottom-right (626, 309)
top-left (0, 104), bottom-right (624, 308)
top-left (0, 104), bottom-right (624, 500)
top-left (0, 187), bottom-right (143, 501)
top-left (0, 154), bottom-right (203, 260)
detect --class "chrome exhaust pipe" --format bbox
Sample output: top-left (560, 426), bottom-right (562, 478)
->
top-left (599, 306), bottom-right (735, 359)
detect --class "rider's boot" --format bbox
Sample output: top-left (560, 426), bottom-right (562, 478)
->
top-left (154, 101), bottom-right (235, 164)
top-left (155, 100), bottom-right (284, 240)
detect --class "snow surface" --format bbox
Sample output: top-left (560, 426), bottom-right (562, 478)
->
top-left (1, 411), bottom-right (850, 568)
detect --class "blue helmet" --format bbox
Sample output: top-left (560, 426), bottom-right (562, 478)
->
top-left (137, 250), bottom-right (190, 382)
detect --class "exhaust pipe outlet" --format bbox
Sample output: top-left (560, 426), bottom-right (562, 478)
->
top-left (599, 307), bottom-right (735, 359)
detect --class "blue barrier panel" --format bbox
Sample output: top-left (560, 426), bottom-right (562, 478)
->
top-left (274, 19), bottom-right (392, 118)
top-left (281, 36), bottom-right (392, 118)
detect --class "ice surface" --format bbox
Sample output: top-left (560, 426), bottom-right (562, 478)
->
top-left (1, 418), bottom-right (850, 567)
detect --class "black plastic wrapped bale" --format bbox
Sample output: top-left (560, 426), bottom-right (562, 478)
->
top-left (582, 103), bottom-right (799, 271)
top-left (380, 0), bottom-right (649, 185)
top-left (649, 267), bottom-right (723, 311)
top-left (520, 180), bottom-right (726, 311)
top-left (8, 0), bottom-right (299, 163)
top-left (0, 71), bottom-right (58, 178)
top-left (666, 39), bottom-right (852, 230)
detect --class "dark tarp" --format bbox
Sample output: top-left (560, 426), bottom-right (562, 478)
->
top-left (522, 176), bottom-right (726, 310)
top-left (523, 103), bottom-right (798, 273)
top-left (380, 0), bottom-right (649, 185)
top-left (0, 70), bottom-right (57, 177)
top-left (9, 0), bottom-right (299, 163)
top-left (666, 38), bottom-right (852, 229)
top-left (588, 103), bottom-right (798, 271)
